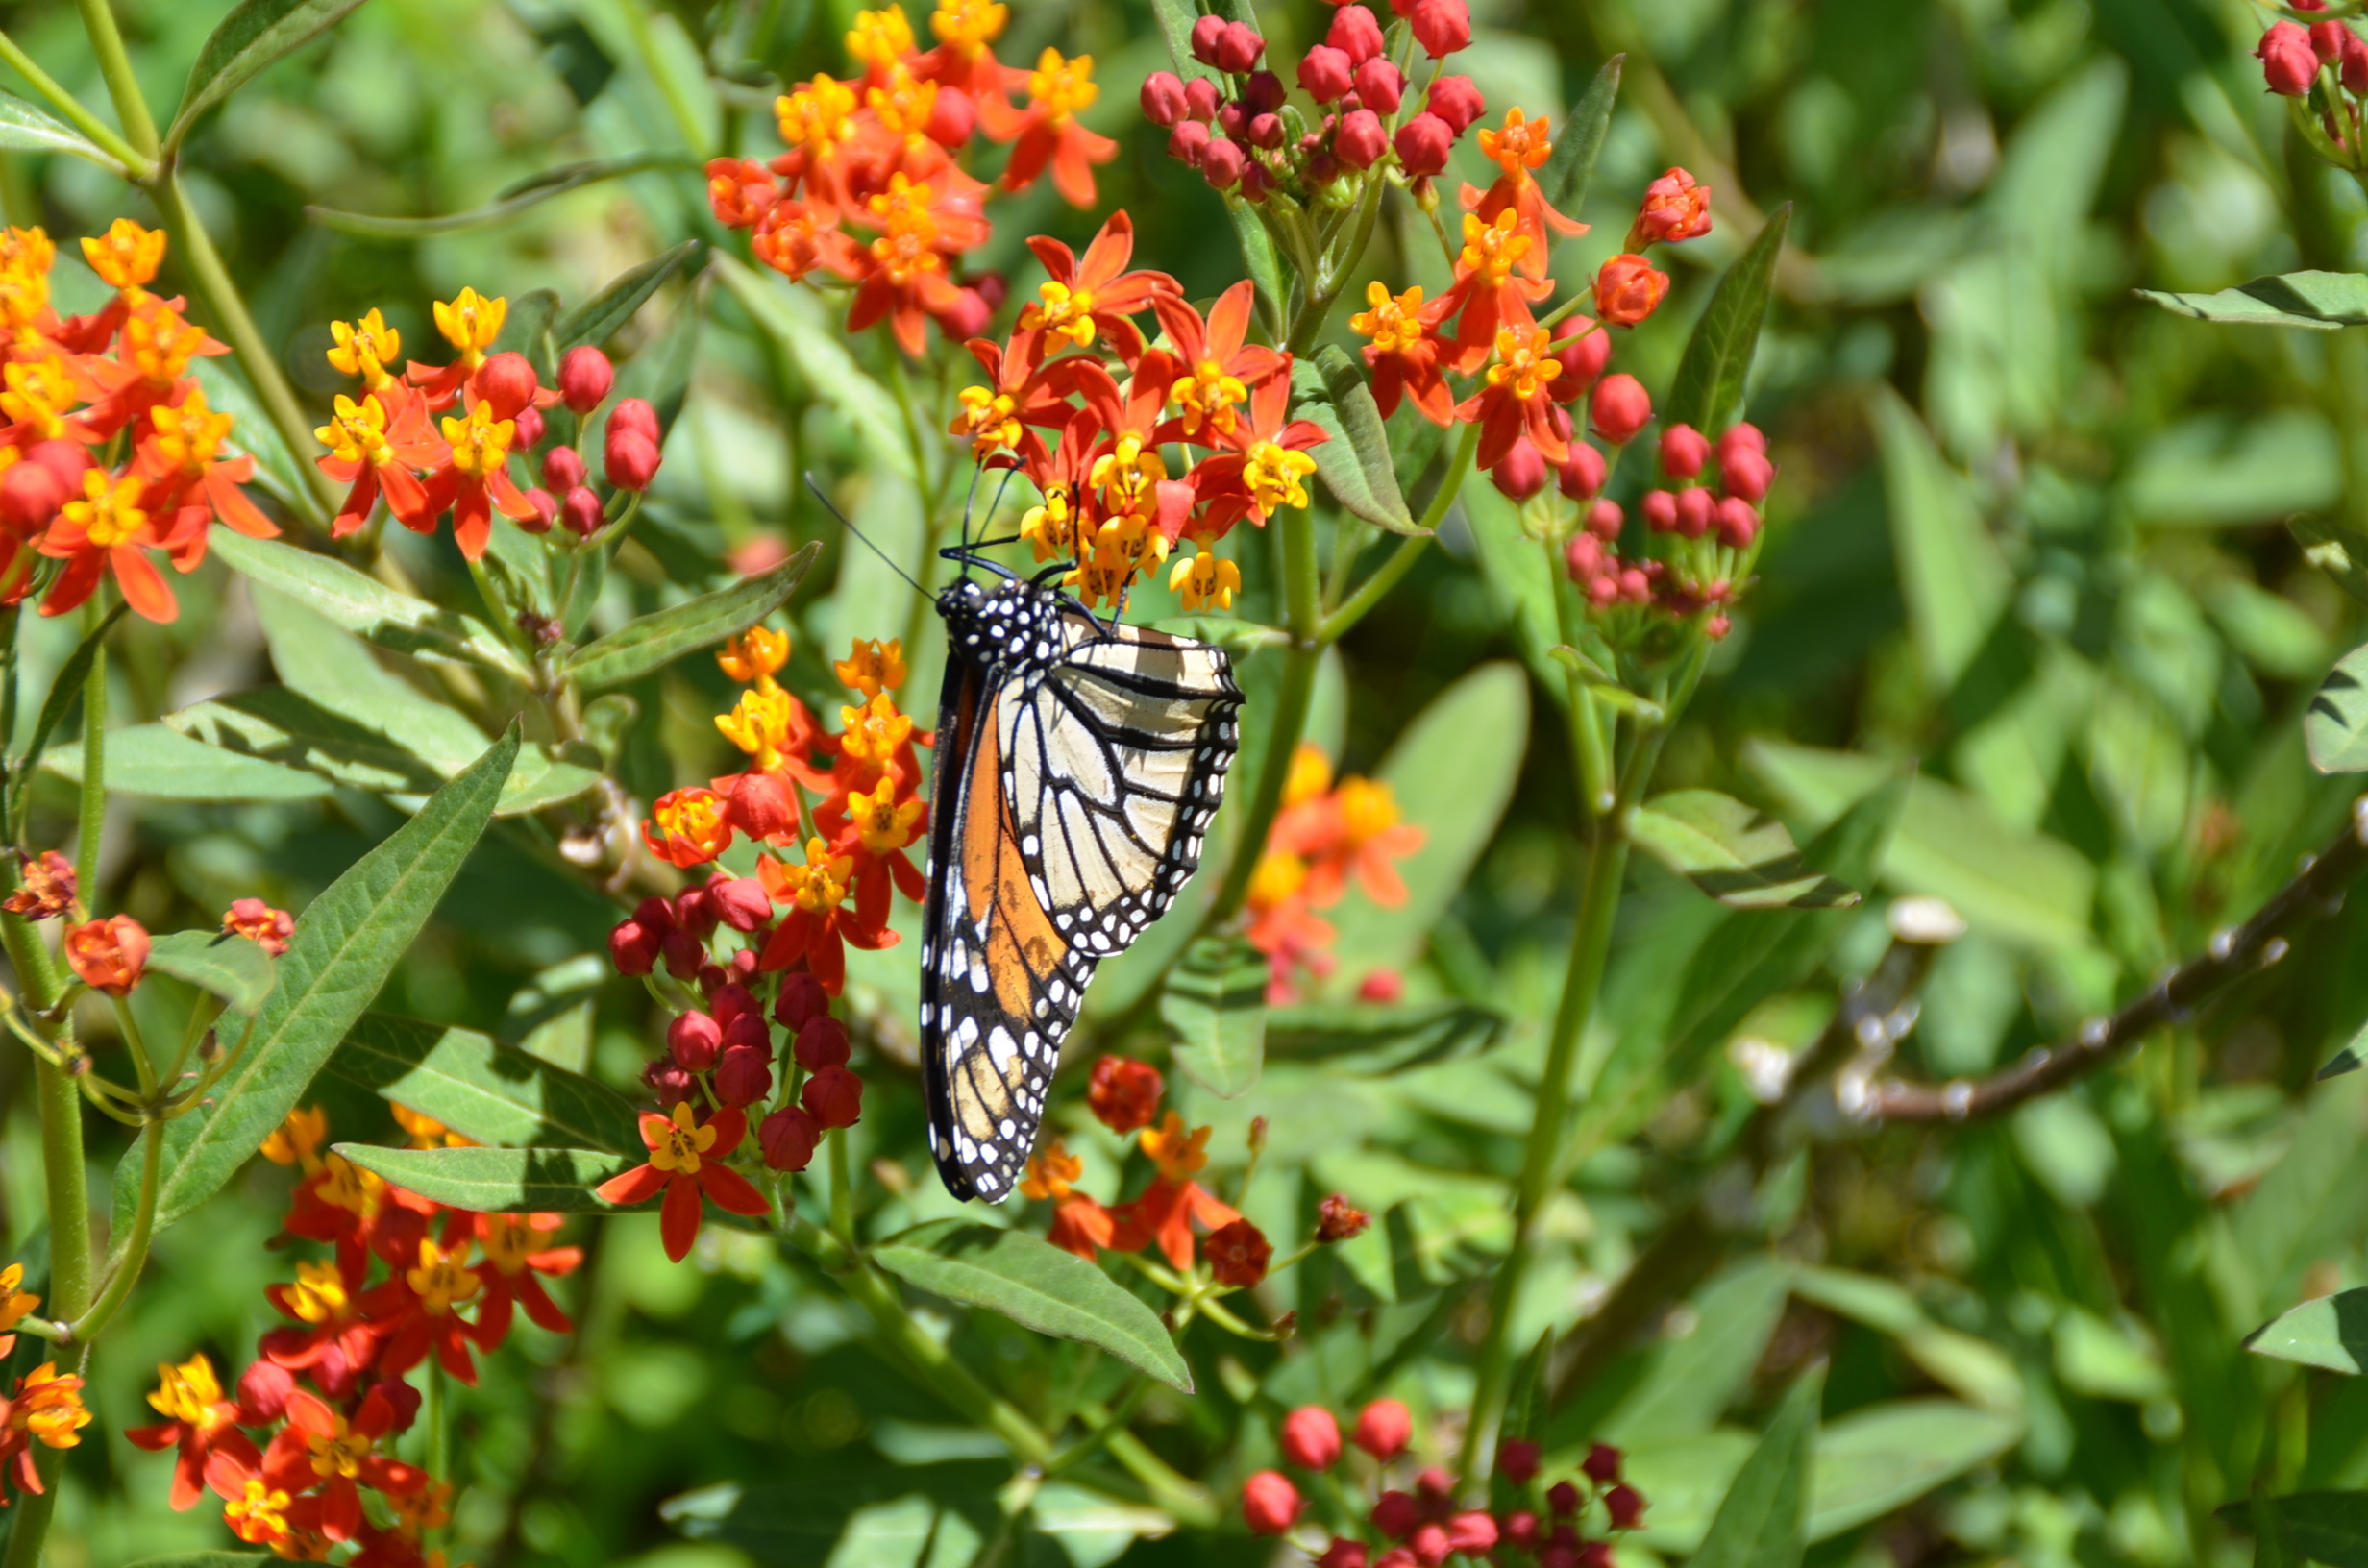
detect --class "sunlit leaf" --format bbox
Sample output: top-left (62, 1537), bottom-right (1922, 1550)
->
top-left (1663, 205), bottom-right (1790, 434)
top-left (335, 1143), bottom-right (631, 1213)
top-left (565, 543), bottom-right (818, 689)
top-left (0, 89), bottom-right (124, 171)
top-left (208, 531), bottom-right (531, 681)
top-left (328, 1015), bottom-right (643, 1154)
top-left (1692, 1367), bottom-right (1820, 1568)
top-left (168, 0), bottom-right (373, 150)
top-left (1161, 932), bottom-right (1269, 1098)
top-left (1541, 55), bottom-right (1622, 216)
top-left (144, 930), bottom-right (277, 1017)
top-left (2306, 641), bottom-right (2368, 773)
top-left (556, 239), bottom-right (701, 351)
top-left (1628, 790), bottom-right (1861, 910)
top-left (2137, 271), bottom-right (2368, 330)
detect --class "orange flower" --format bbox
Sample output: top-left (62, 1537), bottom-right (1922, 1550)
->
top-left (1087, 1054), bottom-right (1163, 1133)
top-left (1350, 281), bottom-right (1455, 427)
top-left (1186, 373), bottom-right (1328, 537)
top-left (255, 1383), bottom-right (422, 1541)
top-left (1630, 166), bottom-right (1712, 248)
top-left (595, 1102), bottom-right (771, 1262)
top-left (1206, 1218), bottom-right (1271, 1286)
top-left (1460, 109), bottom-right (1588, 280)
top-left (136, 386), bottom-right (278, 543)
top-left (81, 217), bottom-right (165, 292)
top-left (721, 624), bottom-right (794, 692)
top-left (756, 836), bottom-right (896, 992)
top-left (643, 787), bottom-right (735, 868)
top-left (64, 912), bottom-right (147, 994)
top-left (406, 285), bottom-right (506, 404)
top-left (360, 1237), bottom-right (485, 1387)
top-left (1151, 281), bottom-right (1284, 446)
top-left (1021, 1139), bottom-right (1117, 1259)
top-left (1017, 210), bottom-right (1180, 356)
top-left (124, 1354), bottom-right (258, 1511)
top-left (1455, 325), bottom-right (1568, 469)
top-left (1110, 1115), bottom-right (1244, 1270)
top-left (987, 48), bottom-right (1117, 207)
top-left (313, 387), bottom-right (446, 538)
top-left (222, 896), bottom-right (294, 955)
top-left (2, 850), bottom-right (74, 919)
top-left (424, 399), bottom-right (541, 559)
top-left (1594, 254), bottom-right (1670, 327)
top-left (0, 1361), bottom-right (91, 1500)
top-left (1435, 208), bottom-right (1553, 374)
top-left (846, 171), bottom-right (987, 355)
top-left (469, 1212), bottom-right (581, 1347)
top-left (37, 467), bottom-right (201, 623)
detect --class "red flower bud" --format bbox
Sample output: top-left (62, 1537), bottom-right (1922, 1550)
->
top-left (643, 1057), bottom-right (695, 1106)
top-left (1394, 111), bottom-right (1454, 176)
top-left (609, 918), bottom-right (662, 975)
top-left (1190, 13), bottom-right (1229, 65)
top-left (1676, 486), bottom-right (1714, 538)
top-left (1184, 75), bottom-right (1221, 120)
top-left (1642, 489), bottom-right (1679, 533)
top-left (561, 486), bottom-right (603, 537)
top-left (1358, 967), bottom-right (1403, 1001)
top-left (1549, 326), bottom-right (1611, 400)
top-left (1591, 373), bottom-right (1651, 445)
top-left (1660, 422), bottom-right (1710, 479)
top-left (714, 1042), bottom-right (774, 1106)
top-left (557, 345), bottom-right (613, 414)
top-left (673, 886), bottom-right (718, 938)
top-left (1203, 136), bottom-right (1246, 188)
top-left (1719, 446), bottom-right (1773, 502)
top-left (1631, 166), bottom-right (1713, 247)
top-left (605, 429), bottom-right (661, 492)
top-left (1281, 1406), bottom-right (1343, 1469)
top-left (1354, 1398), bottom-right (1413, 1460)
top-left (1492, 437), bottom-right (1548, 501)
top-left (2340, 27), bottom-right (2368, 92)
top-left (1547, 1480), bottom-right (1582, 1515)
top-left (0, 460), bottom-right (65, 533)
top-left (1243, 1470), bottom-right (1302, 1535)
top-left (1087, 1054), bottom-right (1163, 1132)
top-left (512, 404), bottom-right (546, 452)
top-left (661, 928), bottom-right (703, 981)
top-left (934, 285), bottom-right (991, 341)
top-left (1498, 1437), bottom-right (1542, 1483)
top-left (2259, 21), bottom-right (2318, 94)
top-left (516, 486), bottom-right (556, 534)
top-left (474, 352), bottom-right (540, 420)
top-left (1169, 119), bottom-right (1212, 165)
top-left (1447, 1513), bottom-right (1497, 1556)
top-left (611, 397), bottom-right (658, 441)
top-left (2314, 18), bottom-right (2347, 61)
top-left (1565, 532), bottom-right (1605, 584)
top-left (926, 85), bottom-right (975, 145)
top-left (1337, 108), bottom-right (1389, 169)
top-left (709, 979), bottom-right (758, 1029)
top-left (1425, 74), bottom-right (1484, 133)
top-left (1241, 159), bottom-right (1274, 201)
top-left (1318, 1541), bottom-right (1370, 1568)
top-left (774, 970), bottom-right (830, 1030)
top-left (1715, 495), bottom-right (1761, 549)
top-left (802, 1064), bottom-right (864, 1128)
top-left (1586, 498), bottom-right (1622, 540)
top-left (1247, 111), bottom-right (1286, 149)
top-left (1352, 57), bottom-right (1403, 113)
top-left (796, 1015), bottom-right (852, 1070)
top-left (1559, 443), bottom-right (1606, 501)
top-left (1241, 69), bottom-right (1286, 114)
top-left (1329, 4), bottom-right (1386, 62)
top-left (1595, 254), bottom-right (1670, 326)
top-left (722, 772), bottom-right (793, 844)
top-left (1299, 45), bottom-right (1355, 102)
top-left (1409, 1522), bottom-right (1451, 1568)
top-left (1317, 1193), bottom-right (1370, 1239)
top-left (1215, 22), bottom-right (1267, 73)
top-left (1605, 1482), bottom-right (1646, 1530)
top-left (1371, 1490), bottom-right (1419, 1538)
top-left (1583, 1442), bottom-right (1623, 1483)
top-left (709, 874), bottom-right (772, 932)
top-left (1407, 0), bottom-right (1469, 58)
top-left (1308, 149), bottom-right (1342, 184)
top-left (237, 1360), bottom-right (294, 1426)
top-left (1142, 69), bottom-right (1189, 126)
top-left (759, 1105), bottom-right (821, 1170)
top-left (1217, 100), bottom-right (1247, 139)
top-left (668, 1011), bottom-right (722, 1072)
top-left (1505, 1512), bottom-right (1540, 1550)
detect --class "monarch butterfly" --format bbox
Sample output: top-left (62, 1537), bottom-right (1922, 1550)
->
top-left (919, 563), bottom-right (1243, 1202)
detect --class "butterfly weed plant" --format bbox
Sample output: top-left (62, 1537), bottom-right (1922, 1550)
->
top-left (0, 0), bottom-right (2365, 1565)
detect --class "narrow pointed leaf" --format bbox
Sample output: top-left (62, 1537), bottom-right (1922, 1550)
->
top-left (2255, 1491), bottom-right (2305, 1568)
top-left (874, 1220), bottom-right (1194, 1393)
top-left (308, 157), bottom-right (677, 241)
top-left (43, 723), bottom-right (334, 803)
top-left (2245, 1287), bottom-right (2368, 1374)
top-left (1629, 790), bottom-right (1862, 910)
top-left (564, 542), bottom-right (819, 689)
top-left (10, 601), bottom-right (126, 839)
top-left (555, 240), bottom-right (700, 351)
top-left (0, 90), bottom-right (123, 171)
top-left (1663, 204), bottom-right (1790, 434)
top-left (1262, 999), bottom-right (1508, 1071)
top-left (2307, 642), bottom-right (2368, 773)
top-left (208, 531), bottom-right (530, 681)
top-left (334, 1143), bottom-right (631, 1212)
top-left (1303, 347), bottom-right (1419, 532)
top-left (1692, 1366), bottom-right (1821, 1568)
top-left (1869, 388), bottom-right (2010, 690)
top-left (2217, 1493), bottom-right (2368, 1567)
top-left (2137, 271), bottom-right (2368, 330)
top-left (2322, 1018), bottom-right (2368, 1081)
top-left (327, 1014), bottom-right (643, 1153)
top-left (714, 256), bottom-right (912, 479)
top-left (1541, 55), bottom-right (1622, 215)
top-left (143, 930), bottom-right (277, 1017)
top-left (142, 728), bottom-right (519, 1233)
top-left (1162, 932), bottom-right (1270, 1097)
top-left (1231, 203), bottom-right (1288, 341)
top-left (168, 0), bottom-right (373, 150)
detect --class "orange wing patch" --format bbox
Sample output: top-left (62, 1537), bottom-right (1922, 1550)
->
top-left (960, 695), bottom-right (1068, 1020)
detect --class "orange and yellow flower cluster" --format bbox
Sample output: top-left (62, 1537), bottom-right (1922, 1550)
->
top-left (708, 0), bottom-right (1114, 355)
top-left (0, 1263), bottom-right (90, 1509)
top-left (130, 1105), bottom-right (578, 1560)
top-left (0, 220), bottom-right (274, 623)
top-left (1246, 744), bottom-right (1424, 1002)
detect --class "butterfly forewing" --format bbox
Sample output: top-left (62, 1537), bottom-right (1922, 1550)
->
top-left (921, 583), bottom-right (1241, 1202)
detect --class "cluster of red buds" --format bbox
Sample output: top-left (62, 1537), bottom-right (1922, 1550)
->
top-left (2258, 10), bottom-right (2368, 99)
top-left (1556, 419), bottom-right (1772, 639)
top-left (1245, 1409), bottom-right (1645, 1568)
top-left (1141, 0), bottom-right (1483, 199)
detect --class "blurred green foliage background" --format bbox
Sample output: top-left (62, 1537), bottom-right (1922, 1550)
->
top-left (9, 0), bottom-right (2368, 1563)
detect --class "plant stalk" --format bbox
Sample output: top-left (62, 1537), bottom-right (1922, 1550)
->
top-left (70, 0), bottom-right (158, 159)
top-left (74, 601), bottom-right (104, 904)
top-left (0, 30), bottom-right (150, 175)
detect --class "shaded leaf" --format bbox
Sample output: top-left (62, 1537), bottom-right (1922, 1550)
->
top-left (1629, 790), bottom-right (1861, 910)
top-left (2219, 1494), bottom-right (2368, 1568)
top-left (44, 723), bottom-right (334, 803)
top-left (328, 1014), bottom-right (643, 1154)
top-left (2137, 271), bottom-right (2368, 330)
top-left (556, 239), bottom-right (701, 351)
top-left (565, 543), bottom-right (818, 690)
top-left (144, 930), bottom-right (276, 1017)
top-left (169, 0), bottom-right (372, 149)
top-left (0, 89), bottom-right (123, 171)
top-left (1295, 348), bottom-right (1418, 533)
top-left (2257, 1490), bottom-right (2306, 1568)
top-left (2307, 641), bottom-right (2368, 773)
top-left (1231, 201), bottom-right (1288, 341)
top-left (1791, 1268), bottom-right (2021, 1415)
top-left (1663, 204), bottom-right (1790, 434)
top-left (335, 1143), bottom-right (630, 1213)
top-left (1692, 1367), bottom-right (1821, 1568)
top-left (1807, 1401), bottom-right (2021, 1538)
top-left (2246, 1287), bottom-right (2368, 1375)
top-left (714, 256), bottom-right (912, 479)
top-left (208, 531), bottom-right (530, 681)
top-left (1263, 999), bottom-right (1509, 1071)
top-left (493, 287), bottom-right (559, 382)
top-left (2321, 1018), bottom-right (2368, 1081)
top-left (10, 601), bottom-right (126, 840)
top-left (143, 729), bottom-right (518, 1233)
top-left (1541, 56), bottom-right (1622, 216)
top-left (1870, 386), bottom-right (2010, 691)
top-left (308, 157), bottom-right (678, 240)
top-left (874, 1220), bottom-right (1192, 1393)
top-left (1162, 932), bottom-right (1269, 1098)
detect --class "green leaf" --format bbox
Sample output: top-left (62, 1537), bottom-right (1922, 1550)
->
top-left (1326, 664), bottom-right (1530, 985)
top-left (0, 89), bottom-right (124, 172)
top-left (143, 728), bottom-right (518, 1233)
top-left (2246, 1287), bottom-right (2368, 1375)
top-left (494, 287), bottom-right (559, 381)
top-left (2322, 1017), bottom-right (2368, 1081)
top-left (2136, 271), bottom-right (2368, 331)
top-left (208, 531), bottom-right (531, 682)
top-left (1597, 1259), bottom-right (1792, 1445)
top-left (1295, 348), bottom-right (1418, 534)
top-left (308, 156), bottom-right (678, 240)
top-left (1231, 201), bottom-right (1289, 341)
top-left (1541, 55), bottom-right (1622, 216)
top-left (556, 240), bottom-right (700, 352)
top-left (565, 543), bottom-right (817, 690)
top-left (1806, 1401), bottom-right (2021, 1539)
top-left (144, 930), bottom-right (277, 1017)
top-left (1628, 790), bottom-right (1862, 910)
top-left (1662, 204), bottom-right (1789, 433)
top-left (1501, 1330), bottom-right (1556, 1446)
top-left (10, 601), bottom-right (126, 840)
top-left (2222, 1496), bottom-right (2368, 1568)
top-left (328, 1014), bottom-right (644, 1153)
top-left (334, 1143), bottom-right (631, 1213)
top-left (168, 0), bottom-right (372, 150)
top-left (1161, 932), bottom-right (1270, 1098)
top-left (2125, 412), bottom-right (2339, 529)
top-left (2255, 1491), bottom-right (2306, 1568)
top-left (44, 723), bottom-right (334, 803)
top-left (1869, 385), bottom-right (2010, 691)
top-left (2294, 516), bottom-right (2368, 606)
top-left (2307, 641), bottom-right (2368, 773)
top-left (1264, 999), bottom-right (1509, 1071)
top-left (714, 255), bottom-right (912, 480)
top-left (1790, 1268), bottom-right (2022, 1415)
top-left (193, 357), bottom-right (307, 509)
top-left (1692, 1367), bottom-right (1821, 1568)
top-left (873, 1220), bottom-right (1193, 1393)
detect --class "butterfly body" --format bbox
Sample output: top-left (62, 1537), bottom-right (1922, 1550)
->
top-left (920, 575), bottom-right (1243, 1201)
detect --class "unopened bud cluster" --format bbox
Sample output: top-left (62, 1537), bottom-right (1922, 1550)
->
top-left (2257, 10), bottom-right (2368, 170)
top-left (1141, 0), bottom-right (1484, 201)
top-left (1557, 419), bottom-right (1772, 642)
top-left (508, 346), bottom-right (660, 542)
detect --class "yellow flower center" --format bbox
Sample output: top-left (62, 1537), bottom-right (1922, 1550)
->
top-left (833, 636), bottom-right (906, 697)
top-left (847, 4), bottom-right (916, 70)
top-left (1459, 209), bottom-right (1531, 285)
top-left (838, 694), bottom-right (914, 765)
top-left (868, 62), bottom-right (939, 143)
top-left (955, 385), bottom-right (1022, 454)
top-left (306, 1411), bottom-right (375, 1481)
top-left (1169, 360), bottom-right (1247, 436)
top-left (482, 1214), bottom-right (536, 1275)
top-left (123, 297), bottom-right (208, 384)
top-left (327, 309), bottom-right (401, 390)
top-left (1478, 108), bottom-right (1553, 180)
top-left (1351, 282), bottom-right (1428, 355)
top-left (1028, 48), bottom-right (1098, 121)
top-left (284, 1261), bottom-right (349, 1325)
top-left (1337, 775), bottom-right (1402, 842)
top-left (439, 402), bottom-right (516, 478)
top-left (1244, 441), bottom-right (1317, 515)
top-left (867, 175), bottom-right (945, 285)
top-left (62, 470), bottom-right (146, 550)
top-left (1139, 1112), bottom-right (1211, 1181)
top-left (1170, 551), bottom-right (1242, 612)
top-left (81, 218), bottom-right (164, 291)
top-left (777, 838), bottom-right (852, 913)
top-left (1248, 850), bottom-right (1308, 910)
top-left (0, 227), bottom-right (54, 335)
top-left (848, 776), bottom-right (925, 854)
top-left (931, 0), bottom-right (1006, 54)
top-left (1020, 1139), bottom-right (1082, 1200)
top-left (315, 394), bottom-right (391, 467)
top-left (1089, 432), bottom-right (1165, 518)
top-left (651, 1102), bottom-right (716, 1174)
top-left (406, 1239), bottom-right (481, 1315)
top-left (146, 1354), bottom-right (224, 1425)
top-left (1284, 742), bottom-right (1333, 807)
top-left (656, 791), bottom-right (728, 847)
top-left (152, 389), bottom-right (231, 473)
top-left (716, 686), bottom-right (802, 773)
top-left (1485, 327), bottom-right (1560, 401)
top-left (778, 75), bottom-right (859, 156)
top-left (1022, 281), bottom-right (1098, 348)
top-left (432, 286), bottom-right (506, 370)
top-left (1020, 484), bottom-right (1079, 561)
top-left (227, 1478), bottom-right (291, 1538)
top-left (1, 355), bottom-right (75, 441)
top-left (315, 1151), bottom-right (382, 1218)
top-left (719, 625), bottom-right (792, 689)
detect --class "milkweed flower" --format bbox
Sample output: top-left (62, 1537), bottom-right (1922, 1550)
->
top-left (1351, 282), bottom-right (1454, 426)
top-left (643, 787), bottom-right (735, 868)
top-left (2, 850), bottom-right (74, 919)
top-left (1022, 1139), bottom-right (1117, 1258)
top-left (126, 1354), bottom-right (255, 1510)
top-left (65, 912), bottom-right (148, 993)
top-left (595, 1102), bottom-right (771, 1262)
top-left (1110, 1111), bottom-right (1242, 1269)
top-left (1087, 1054), bottom-right (1163, 1132)
top-left (469, 1212), bottom-right (581, 1348)
top-left (987, 47), bottom-right (1117, 206)
top-left (757, 836), bottom-right (896, 992)
top-left (223, 897), bottom-right (294, 955)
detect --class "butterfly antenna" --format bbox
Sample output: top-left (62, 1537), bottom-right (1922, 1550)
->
top-left (803, 472), bottom-right (925, 596)
top-left (954, 464), bottom-right (986, 577)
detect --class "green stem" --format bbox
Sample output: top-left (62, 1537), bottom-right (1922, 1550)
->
top-left (74, 602), bottom-right (104, 905)
top-left (839, 1259), bottom-right (1053, 1463)
top-left (148, 172), bottom-right (336, 524)
top-left (70, 0), bottom-right (158, 159)
top-left (617, 0), bottom-right (714, 157)
top-left (67, 1111), bottom-right (157, 1342)
top-left (1317, 419), bottom-right (1474, 645)
top-left (0, 30), bottom-right (150, 175)
top-left (828, 1127), bottom-right (855, 1246)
